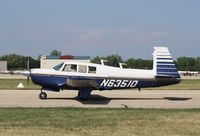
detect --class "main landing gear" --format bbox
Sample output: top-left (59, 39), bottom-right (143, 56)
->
top-left (78, 88), bottom-right (92, 101)
top-left (39, 88), bottom-right (47, 100)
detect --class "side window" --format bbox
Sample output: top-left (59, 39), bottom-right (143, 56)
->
top-left (88, 66), bottom-right (96, 74)
top-left (63, 64), bottom-right (77, 72)
top-left (78, 65), bottom-right (87, 73)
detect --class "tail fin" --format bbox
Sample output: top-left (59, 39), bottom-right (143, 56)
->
top-left (153, 47), bottom-right (180, 78)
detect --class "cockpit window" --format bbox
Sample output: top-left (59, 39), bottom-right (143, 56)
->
top-left (63, 64), bottom-right (77, 72)
top-left (53, 62), bottom-right (64, 71)
top-left (88, 66), bottom-right (96, 74)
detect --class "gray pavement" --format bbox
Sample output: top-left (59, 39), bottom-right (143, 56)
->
top-left (0, 89), bottom-right (199, 108)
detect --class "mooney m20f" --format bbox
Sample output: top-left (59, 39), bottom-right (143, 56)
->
top-left (22, 47), bottom-right (181, 100)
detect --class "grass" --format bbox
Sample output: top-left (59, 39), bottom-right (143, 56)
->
top-left (0, 79), bottom-right (40, 90)
top-left (0, 108), bottom-right (200, 136)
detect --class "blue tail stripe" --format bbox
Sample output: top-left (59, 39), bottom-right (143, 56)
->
top-left (157, 55), bottom-right (171, 56)
top-left (157, 72), bottom-right (180, 77)
top-left (157, 62), bottom-right (175, 64)
top-left (157, 58), bottom-right (173, 60)
top-left (157, 72), bottom-right (179, 74)
top-left (157, 65), bottom-right (176, 68)
top-left (157, 68), bottom-right (178, 72)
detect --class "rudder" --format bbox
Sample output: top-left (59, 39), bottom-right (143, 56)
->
top-left (153, 47), bottom-right (180, 78)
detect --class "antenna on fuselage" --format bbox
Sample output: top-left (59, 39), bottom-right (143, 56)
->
top-left (119, 63), bottom-right (127, 69)
top-left (101, 60), bottom-right (108, 65)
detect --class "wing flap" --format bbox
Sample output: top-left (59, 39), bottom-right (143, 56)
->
top-left (67, 78), bottom-right (100, 89)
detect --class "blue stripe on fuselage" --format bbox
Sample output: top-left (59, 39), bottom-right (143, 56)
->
top-left (31, 74), bottom-right (67, 91)
top-left (98, 79), bottom-right (180, 89)
top-left (30, 74), bottom-right (180, 91)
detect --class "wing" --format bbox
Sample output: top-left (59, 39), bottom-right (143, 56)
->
top-left (66, 76), bottom-right (100, 89)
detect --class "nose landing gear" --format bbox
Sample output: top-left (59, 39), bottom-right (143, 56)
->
top-left (39, 88), bottom-right (47, 99)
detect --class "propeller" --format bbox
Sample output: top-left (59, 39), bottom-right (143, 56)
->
top-left (19, 57), bottom-right (31, 84)
top-left (20, 70), bottom-right (31, 77)
top-left (20, 70), bottom-right (31, 84)
top-left (27, 57), bottom-right (30, 84)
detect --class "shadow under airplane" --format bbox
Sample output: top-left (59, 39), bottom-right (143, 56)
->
top-left (46, 95), bottom-right (192, 105)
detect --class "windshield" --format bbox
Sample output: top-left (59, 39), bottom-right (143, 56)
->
top-left (53, 62), bottom-right (64, 71)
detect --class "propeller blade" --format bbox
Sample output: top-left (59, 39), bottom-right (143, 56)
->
top-left (27, 76), bottom-right (30, 84)
top-left (20, 71), bottom-right (31, 77)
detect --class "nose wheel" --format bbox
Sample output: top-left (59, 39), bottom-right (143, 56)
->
top-left (39, 88), bottom-right (47, 99)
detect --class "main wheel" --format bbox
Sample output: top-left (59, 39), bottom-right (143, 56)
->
top-left (78, 89), bottom-right (91, 101)
top-left (78, 92), bottom-right (89, 101)
top-left (39, 92), bottom-right (47, 100)
top-left (78, 96), bottom-right (89, 101)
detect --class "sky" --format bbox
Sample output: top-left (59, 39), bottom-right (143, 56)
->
top-left (0, 0), bottom-right (200, 59)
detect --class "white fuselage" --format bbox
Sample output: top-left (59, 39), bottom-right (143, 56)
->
top-left (31, 62), bottom-right (155, 80)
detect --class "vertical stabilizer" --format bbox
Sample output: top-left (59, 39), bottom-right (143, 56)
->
top-left (153, 47), bottom-right (180, 78)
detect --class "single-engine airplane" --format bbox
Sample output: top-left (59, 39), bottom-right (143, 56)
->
top-left (22, 47), bottom-right (181, 100)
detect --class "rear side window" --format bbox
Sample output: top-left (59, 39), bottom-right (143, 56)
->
top-left (78, 65), bottom-right (87, 73)
top-left (63, 64), bottom-right (77, 72)
top-left (88, 66), bottom-right (96, 74)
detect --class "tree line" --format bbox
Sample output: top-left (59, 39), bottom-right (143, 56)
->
top-left (91, 55), bottom-right (200, 71)
top-left (0, 50), bottom-right (200, 71)
top-left (0, 50), bottom-right (61, 70)
top-left (0, 54), bottom-right (40, 70)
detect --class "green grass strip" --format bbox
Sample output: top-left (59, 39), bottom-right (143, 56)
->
top-left (0, 108), bottom-right (200, 136)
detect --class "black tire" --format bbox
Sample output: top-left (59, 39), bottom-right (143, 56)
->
top-left (39, 92), bottom-right (47, 100)
top-left (79, 96), bottom-right (89, 101)
top-left (78, 91), bottom-right (89, 101)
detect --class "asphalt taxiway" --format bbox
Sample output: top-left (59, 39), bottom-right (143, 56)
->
top-left (0, 89), bottom-right (199, 108)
